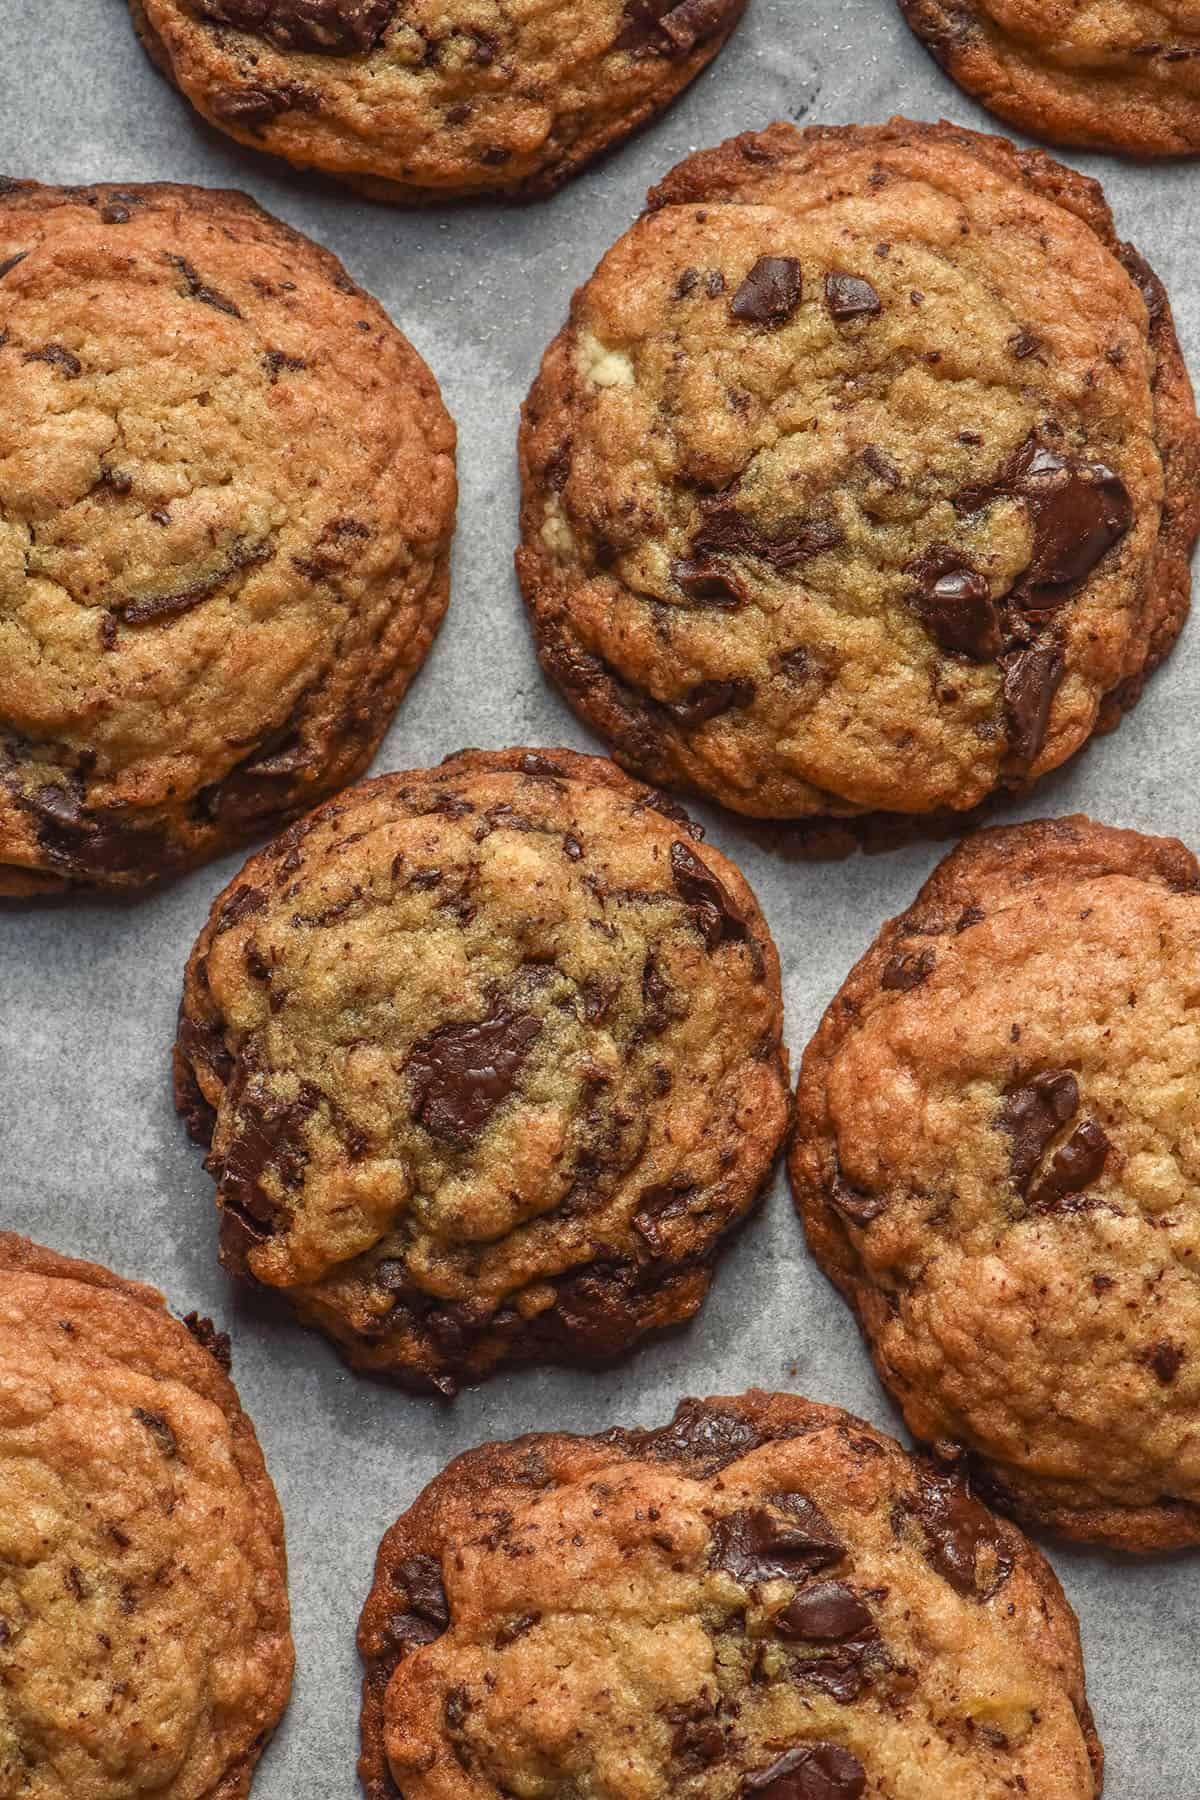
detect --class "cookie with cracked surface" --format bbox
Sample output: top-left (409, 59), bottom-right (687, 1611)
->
top-left (128, 0), bottom-right (749, 203)
top-left (901, 1), bottom-right (1200, 157)
top-left (174, 747), bottom-right (789, 1394)
top-left (517, 118), bottom-right (1200, 824)
top-left (0, 178), bottom-right (456, 896)
top-left (792, 814), bottom-right (1200, 1551)
top-left (0, 1233), bottom-right (293, 1799)
top-left (357, 1389), bottom-right (1102, 1800)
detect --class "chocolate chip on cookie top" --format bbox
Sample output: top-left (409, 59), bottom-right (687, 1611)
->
top-left (0, 1234), bottom-right (293, 1800)
top-left (175, 749), bottom-right (789, 1394)
top-left (792, 814), bottom-right (1200, 1551)
top-left (358, 1391), bottom-right (1102, 1800)
top-left (901, 0), bottom-right (1200, 157)
top-left (518, 119), bottom-right (1200, 823)
top-left (0, 179), bottom-right (455, 895)
top-left (129, 0), bottom-right (749, 202)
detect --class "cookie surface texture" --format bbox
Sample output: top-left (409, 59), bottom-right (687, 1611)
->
top-left (358, 1389), bottom-right (1102, 1800)
top-left (0, 178), bottom-right (456, 894)
top-left (792, 813), bottom-right (1200, 1550)
top-left (129, 0), bottom-right (749, 201)
top-left (175, 748), bottom-right (789, 1392)
top-left (518, 119), bottom-right (1200, 821)
top-left (0, 1233), bottom-right (293, 1800)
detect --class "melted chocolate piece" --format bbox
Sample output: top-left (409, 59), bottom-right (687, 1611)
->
top-left (1028, 1118), bottom-right (1111, 1211)
top-left (670, 840), bottom-right (750, 950)
top-left (662, 678), bottom-right (755, 728)
top-left (191, 0), bottom-right (395, 53)
top-left (132, 1407), bottom-right (177, 1458)
top-left (615, 0), bottom-right (738, 53)
top-left (776, 1582), bottom-right (875, 1642)
top-left (910, 1468), bottom-right (1014, 1601)
top-left (23, 343), bottom-right (81, 378)
top-left (998, 1070), bottom-right (1079, 1195)
top-left (824, 271), bottom-right (882, 321)
top-left (20, 782), bottom-right (173, 879)
top-left (165, 254), bottom-right (242, 319)
top-left (1146, 1340), bottom-right (1185, 1385)
top-left (218, 1077), bottom-right (320, 1230)
top-left (742, 1743), bottom-right (867, 1799)
top-left (908, 547), bottom-right (1002, 660)
top-left (1000, 641), bottom-right (1066, 765)
top-left (693, 499), bottom-right (843, 573)
top-left (881, 949), bottom-right (935, 992)
top-left (396, 1554), bottom-right (449, 1628)
top-left (730, 257), bottom-right (803, 327)
top-left (407, 1007), bottom-right (542, 1148)
top-left (215, 882), bottom-right (267, 931)
top-left (182, 1312), bottom-right (233, 1371)
top-left (670, 1699), bottom-right (725, 1768)
top-left (1014, 443), bottom-right (1134, 604)
top-left (712, 1494), bottom-right (845, 1585)
top-left (627, 1399), bottom-right (761, 1475)
top-left (670, 557), bottom-right (749, 609)
top-left (830, 1171), bottom-right (885, 1226)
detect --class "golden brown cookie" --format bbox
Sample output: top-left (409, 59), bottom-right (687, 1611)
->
top-left (518, 119), bottom-right (1200, 824)
top-left (358, 1389), bottom-right (1103, 1800)
top-left (129, 0), bottom-right (749, 203)
top-left (901, 1), bottom-right (1200, 157)
top-left (0, 1233), bottom-right (293, 1799)
top-left (0, 178), bottom-right (456, 895)
top-left (791, 814), bottom-right (1200, 1552)
top-left (175, 748), bottom-right (789, 1395)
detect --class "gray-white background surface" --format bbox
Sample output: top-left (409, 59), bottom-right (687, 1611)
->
top-left (1, 2), bottom-right (1197, 1793)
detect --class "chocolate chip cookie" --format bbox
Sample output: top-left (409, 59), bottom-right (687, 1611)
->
top-left (0, 179), bottom-right (456, 895)
top-left (901, 1), bottom-right (1200, 157)
top-left (518, 119), bottom-right (1200, 823)
top-left (0, 1233), bottom-right (293, 1798)
top-left (358, 1389), bottom-right (1102, 1800)
top-left (174, 747), bottom-right (788, 1395)
top-left (129, 0), bottom-right (749, 203)
top-left (792, 814), bottom-right (1200, 1552)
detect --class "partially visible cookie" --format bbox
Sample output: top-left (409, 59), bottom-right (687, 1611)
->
top-left (792, 814), bottom-right (1200, 1551)
top-left (358, 1389), bottom-right (1103, 1800)
top-left (0, 178), bottom-right (456, 894)
top-left (129, 0), bottom-right (749, 203)
top-left (902, 1), bottom-right (1200, 157)
top-left (518, 118), bottom-right (1200, 823)
top-left (175, 748), bottom-right (789, 1394)
top-left (0, 1233), bottom-right (292, 1799)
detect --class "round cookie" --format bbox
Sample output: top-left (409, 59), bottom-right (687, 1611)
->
top-left (129, 0), bottom-right (749, 203)
top-left (517, 118), bottom-right (1200, 824)
top-left (792, 814), bottom-right (1200, 1552)
top-left (358, 1389), bottom-right (1103, 1800)
top-left (174, 747), bottom-right (789, 1395)
top-left (0, 179), bottom-right (456, 895)
top-left (0, 1233), bottom-right (293, 1799)
top-left (901, 1), bottom-right (1200, 158)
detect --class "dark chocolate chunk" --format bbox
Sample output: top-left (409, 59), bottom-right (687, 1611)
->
top-left (1000, 641), bottom-right (1066, 764)
top-left (908, 548), bottom-right (1002, 661)
top-left (712, 1494), bottom-right (845, 1585)
top-left (182, 1312), bottom-right (233, 1371)
top-left (1028, 1119), bottom-right (1111, 1212)
top-left (776, 1582), bottom-right (875, 1643)
top-left (730, 257), bottom-right (803, 327)
top-left (1145, 1340), bottom-right (1185, 1385)
top-left (210, 81), bottom-right (321, 128)
top-left (121, 538), bottom-right (274, 626)
top-left (218, 1078), bottom-right (321, 1228)
top-left (670, 840), bottom-right (750, 950)
top-left (191, 0), bottom-right (395, 53)
top-left (742, 1743), bottom-right (867, 1799)
top-left (632, 1181), bottom-right (696, 1252)
top-left (397, 1554), bottom-right (449, 1627)
top-left (1013, 443), bottom-right (1133, 603)
top-left (407, 1007), bottom-right (542, 1148)
top-left (132, 1407), bottom-right (177, 1458)
top-left (881, 949), bottom-right (935, 992)
top-left (165, 254), bottom-right (242, 319)
top-left (830, 1168), bottom-right (886, 1226)
top-left (669, 1699), bottom-right (724, 1768)
top-left (662, 678), bottom-right (755, 729)
top-left (0, 251), bottom-right (28, 280)
top-left (215, 882), bottom-right (267, 931)
top-left (909, 1468), bottom-right (1014, 1600)
top-left (616, 0), bottom-right (741, 55)
top-left (669, 557), bottom-right (749, 609)
top-left (693, 497), bottom-right (843, 573)
top-left (626, 1398), bottom-right (760, 1475)
top-left (824, 271), bottom-right (882, 322)
top-left (22, 343), bottom-right (81, 378)
top-left (998, 1070), bottom-right (1079, 1194)
top-left (19, 782), bottom-right (173, 879)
